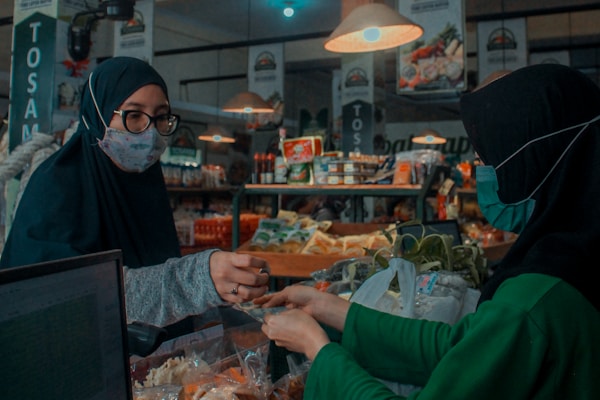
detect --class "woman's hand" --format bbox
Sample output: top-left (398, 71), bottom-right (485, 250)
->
top-left (254, 284), bottom-right (322, 314)
top-left (209, 251), bottom-right (270, 302)
top-left (262, 309), bottom-right (330, 360)
top-left (255, 285), bottom-right (350, 331)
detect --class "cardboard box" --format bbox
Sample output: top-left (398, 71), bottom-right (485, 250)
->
top-left (236, 223), bottom-right (391, 278)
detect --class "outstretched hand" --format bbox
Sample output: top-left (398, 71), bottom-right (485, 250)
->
top-left (209, 251), bottom-right (270, 302)
top-left (254, 284), bottom-right (351, 332)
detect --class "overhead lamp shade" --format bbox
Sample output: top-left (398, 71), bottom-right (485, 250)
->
top-left (412, 129), bottom-right (447, 145)
top-left (324, 3), bottom-right (423, 53)
top-left (198, 125), bottom-right (236, 143)
top-left (222, 91), bottom-right (274, 113)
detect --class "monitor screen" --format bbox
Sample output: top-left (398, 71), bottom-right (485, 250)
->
top-left (0, 250), bottom-right (131, 400)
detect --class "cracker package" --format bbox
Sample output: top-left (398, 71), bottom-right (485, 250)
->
top-left (282, 136), bottom-right (323, 165)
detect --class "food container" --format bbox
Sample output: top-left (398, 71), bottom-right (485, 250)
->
top-left (236, 223), bottom-right (392, 278)
top-left (327, 173), bottom-right (345, 185)
top-left (282, 136), bottom-right (323, 164)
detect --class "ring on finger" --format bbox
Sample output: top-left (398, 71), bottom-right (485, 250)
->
top-left (230, 283), bottom-right (240, 295)
top-left (259, 268), bottom-right (270, 275)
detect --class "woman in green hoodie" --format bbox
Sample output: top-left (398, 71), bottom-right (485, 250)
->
top-left (259, 64), bottom-right (600, 399)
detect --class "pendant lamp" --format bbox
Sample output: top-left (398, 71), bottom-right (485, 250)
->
top-left (324, 3), bottom-right (423, 53)
top-left (222, 91), bottom-right (274, 114)
top-left (199, 49), bottom-right (236, 143)
top-left (198, 125), bottom-right (236, 143)
top-left (221, 0), bottom-right (275, 114)
top-left (412, 128), bottom-right (447, 145)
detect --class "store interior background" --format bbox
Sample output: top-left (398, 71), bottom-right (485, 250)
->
top-left (0, 0), bottom-right (599, 222)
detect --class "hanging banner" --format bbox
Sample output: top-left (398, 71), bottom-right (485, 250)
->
top-left (247, 43), bottom-right (284, 131)
top-left (114, 0), bottom-right (154, 64)
top-left (13, 0), bottom-right (56, 20)
top-left (341, 53), bottom-right (376, 155)
top-left (331, 69), bottom-right (342, 149)
top-left (9, 12), bottom-right (56, 150)
top-left (397, 0), bottom-right (466, 94)
top-left (530, 50), bottom-right (570, 66)
top-left (477, 18), bottom-right (528, 84)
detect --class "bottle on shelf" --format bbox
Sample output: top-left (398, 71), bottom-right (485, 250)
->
top-left (274, 127), bottom-right (288, 184)
top-left (265, 153), bottom-right (275, 184)
top-left (260, 153), bottom-right (267, 184)
top-left (252, 152), bottom-right (262, 184)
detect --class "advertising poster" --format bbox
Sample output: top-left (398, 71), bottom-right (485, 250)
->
top-left (397, 0), bottom-right (466, 94)
top-left (529, 50), bottom-right (570, 66)
top-left (113, 0), bottom-right (155, 64)
top-left (477, 18), bottom-right (528, 84)
top-left (10, 12), bottom-right (56, 149)
top-left (341, 52), bottom-right (376, 155)
top-left (247, 43), bottom-right (285, 131)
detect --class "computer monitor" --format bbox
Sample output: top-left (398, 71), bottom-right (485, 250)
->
top-left (0, 250), bottom-right (132, 400)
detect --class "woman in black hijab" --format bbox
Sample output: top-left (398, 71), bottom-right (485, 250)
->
top-left (0, 57), bottom-right (270, 328)
top-left (256, 64), bottom-right (600, 399)
top-left (461, 63), bottom-right (600, 312)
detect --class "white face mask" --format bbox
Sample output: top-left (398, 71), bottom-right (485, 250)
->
top-left (84, 72), bottom-right (169, 173)
top-left (97, 126), bottom-right (168, 173)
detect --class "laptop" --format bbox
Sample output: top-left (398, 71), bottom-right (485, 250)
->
top-left (0, 249), bottom-right (132, 400)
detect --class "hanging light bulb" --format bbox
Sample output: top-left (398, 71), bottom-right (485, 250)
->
top-left (199, 49), bottom-right (237, 143)
top-left (324, 3), bottom-right (423, 53)
top-left (283, 6), bottom-right (294, 18)
top-left (412, 128), bottom-right (447, 145)
top-left (221, 0), bottom-right (275, 115)
top-left (198, 124), bottom-right (236, 143)
top-left (222, 91), bottom-right (274, 114)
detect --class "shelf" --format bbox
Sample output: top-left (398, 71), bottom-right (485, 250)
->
top-left (241, 184), bottom-right (422, 196)
top-left (231, 166), bottom-right (449, 249)
top-left (167, 185), bottom-right (239, 194)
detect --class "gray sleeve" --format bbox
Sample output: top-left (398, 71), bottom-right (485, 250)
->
top-left (123, 249), bottom-right (226, 327)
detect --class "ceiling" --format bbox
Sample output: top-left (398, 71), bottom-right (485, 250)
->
top-left (1, 0), bottom-right (600, 121)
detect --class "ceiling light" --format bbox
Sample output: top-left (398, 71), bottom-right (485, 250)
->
top-left (222, 91), bottom-right (274, 114)
top-left (324, 3), bottom-right (423, 53)
top-left (198, 125), bottom-right (235, 143)
top-left (283, 7), bottom-right (294, 17)
top-left (412, 129), bottom-right (447, 145)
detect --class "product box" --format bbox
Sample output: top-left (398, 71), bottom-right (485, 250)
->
top-left (236, 223), bottom-right (392, 278)
top-left (282, 136), bottom-right (323, 164)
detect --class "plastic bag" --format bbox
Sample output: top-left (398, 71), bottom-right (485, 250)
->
top-left (350, 257), bottom-right (416, 318)
top-left (348, 258), bottom-right (474, 397)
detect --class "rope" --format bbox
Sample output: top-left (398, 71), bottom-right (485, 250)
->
top-left (0, 133), bottom-right (56, 183)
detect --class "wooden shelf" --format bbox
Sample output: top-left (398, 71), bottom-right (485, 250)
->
top-left (231, 166), bottom-right (449, 249)
top-left (167, 185), bottom-right (239, 194)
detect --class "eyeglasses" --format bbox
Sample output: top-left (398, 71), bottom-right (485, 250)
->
top-left (113, 109), bottom-right (180, 136)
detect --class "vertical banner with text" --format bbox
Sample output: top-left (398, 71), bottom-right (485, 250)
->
top-left (247, 43), bottom-right (285, 131)
top-left (529, 50), bottom-right (570, 66)
top-left (341, 53), bottom-right (376, 155)
top-left (477, 18), bottom-right (528, 84)
top-left (113, 0), bottom-right (155, 64)
top-left (9, 12), bottom-right (56, 150)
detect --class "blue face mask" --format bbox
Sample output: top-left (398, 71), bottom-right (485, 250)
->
top-left (475, 113), bottom-right (600, 234)
top-left (476, 166), bottom-right (535, 234)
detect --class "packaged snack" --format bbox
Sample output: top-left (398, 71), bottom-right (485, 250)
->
top-left (282, 136), bottom-right (323, 165)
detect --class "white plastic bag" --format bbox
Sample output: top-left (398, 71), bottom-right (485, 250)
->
top-left (348, 257), bottom-right (478, 396)
top-left (350, 257), bottom-right (416, 318)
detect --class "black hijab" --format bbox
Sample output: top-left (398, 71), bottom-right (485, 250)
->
top-left (460, 64), bottom-right (600, 311)
top-left (0, 57), bottom-right (181, 269)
